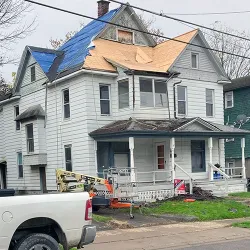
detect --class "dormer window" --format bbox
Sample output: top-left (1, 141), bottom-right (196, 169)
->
top-left (30, 65), bottom-right (36, 82)
top-left (117, 29), bottom-right (134, 44)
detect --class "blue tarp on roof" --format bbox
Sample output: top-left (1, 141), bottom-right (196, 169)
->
top-left (28, 8), bottom-right (120, 76)
top-left (31, 51), bottom-right (57, 73)
top-left (58, 8), bottom-right (119, 72)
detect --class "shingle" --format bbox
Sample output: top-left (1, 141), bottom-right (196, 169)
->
top-left (15, 104), bottom-right (45, 122)
top-left (224, 75), bottom-right (250, 91)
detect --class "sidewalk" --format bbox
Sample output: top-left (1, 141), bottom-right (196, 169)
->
top-left (85, 218), bottom-right (250, 250)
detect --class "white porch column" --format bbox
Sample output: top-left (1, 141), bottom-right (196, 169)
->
top-left (129, 137), bottom-right (136, 183)
top-left (94, 140), bottom-right (98, 175)
top-left (208, 137), bottom-right (213, 181)
top-left (170, 137), bottom-right (175, 183)
top-left (241, 138), bottom-right (246, 179)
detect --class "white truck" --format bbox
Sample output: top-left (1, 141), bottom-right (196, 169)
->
top-left (0, 192), bottom-right (96, 250)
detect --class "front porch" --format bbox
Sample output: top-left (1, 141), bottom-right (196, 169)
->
top-left (90, 118), bottom-right (250, 201)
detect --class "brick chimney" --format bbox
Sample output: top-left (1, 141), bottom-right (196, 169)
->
top-left (98, 0), bottom-right (110, 17)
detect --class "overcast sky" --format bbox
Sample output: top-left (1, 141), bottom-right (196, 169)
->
top-left (2, 0), bottom-right (250, 81)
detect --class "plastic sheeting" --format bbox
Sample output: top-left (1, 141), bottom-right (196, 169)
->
top-left (31, 51), bottom-right (57, 73)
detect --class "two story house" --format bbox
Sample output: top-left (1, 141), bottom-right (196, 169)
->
top-left (0, 1), bottom-right (248, 199)
top-left (224, 75), bottom-right (250, 179)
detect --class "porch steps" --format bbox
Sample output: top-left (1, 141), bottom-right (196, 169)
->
top-left (194, 179), bottom-right (247, 197)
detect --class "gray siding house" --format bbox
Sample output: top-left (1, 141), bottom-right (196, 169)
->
top-left (0, 1), bottom-right (248, 200)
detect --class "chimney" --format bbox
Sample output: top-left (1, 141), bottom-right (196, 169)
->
top-left (98, 0), bottom-right (110, 17)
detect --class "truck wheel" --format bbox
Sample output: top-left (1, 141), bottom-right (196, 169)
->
top-left (14, 233), bottom-right (59, 250)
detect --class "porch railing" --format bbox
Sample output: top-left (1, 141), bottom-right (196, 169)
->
top-left (136, 170), bottom-right (172, 185)
top-left (209, 163), bottom-right (230, 193)
top-left (224, 166), bottom-right (244, 179)
top-left (174, 163), bottom-right (193, 195)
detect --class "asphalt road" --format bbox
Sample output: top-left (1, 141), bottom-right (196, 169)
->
top-left (180, 239), bottom-right (250, 250)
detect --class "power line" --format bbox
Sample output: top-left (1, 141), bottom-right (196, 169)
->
top-left (24, 0), bottom-right (250, 60)
top-left (108, 0), bottom-right (250, 42)
top-left (163, 10), bottom-right (250, 16)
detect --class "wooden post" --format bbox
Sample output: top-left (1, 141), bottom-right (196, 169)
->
top-left (129, 137), bottom-right (136, 183)
top-left (241, 138), bottom-right (246, 179)
top-left (208, 137), bottom-right (213, 181)
top-left (170, 137), bottom-right (175, 183)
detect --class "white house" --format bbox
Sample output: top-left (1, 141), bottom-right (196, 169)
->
top-left (0, 1), bottom-right (248, 199)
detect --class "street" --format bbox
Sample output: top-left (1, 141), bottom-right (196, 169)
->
top-left (85, 221), bottom-right (250, 250)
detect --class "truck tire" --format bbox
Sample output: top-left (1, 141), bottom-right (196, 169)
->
top-left (14, 233), bottom-right (60, 250)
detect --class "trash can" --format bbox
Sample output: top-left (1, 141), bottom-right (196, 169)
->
top-left (0, 189), bottom-right (15, 197)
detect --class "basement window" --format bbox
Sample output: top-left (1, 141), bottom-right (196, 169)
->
top-left (117, 29), bottom-right (134, 44)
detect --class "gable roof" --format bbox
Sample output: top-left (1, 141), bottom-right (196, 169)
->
top-left (224, 75), bottom-right (250, 92)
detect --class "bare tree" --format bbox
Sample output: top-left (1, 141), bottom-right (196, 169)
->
top-left (204, 22), bottom-right (250, 79)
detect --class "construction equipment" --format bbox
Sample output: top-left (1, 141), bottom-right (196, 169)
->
top-left (56, 168), bottom-right (139, 218)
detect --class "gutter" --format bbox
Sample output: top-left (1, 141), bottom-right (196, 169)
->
top-left (48, 69), bottom-right (118, 87)
top-left (0, 95), bottom-right (21, 105)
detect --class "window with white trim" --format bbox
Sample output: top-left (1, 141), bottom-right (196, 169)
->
top-left (65, 145), bottom-right (72, 172)
top-left (225, 91), bottom-right (234, 108)
top-left (118, 79), bottom-right (129, 109)
top-left (14, 105), bottom-right (20, 130)
top-left (26, 124), bottom-right (34, 153)
top-left (191, 53), bottom-right (199, 69)
top-left (156, 144), bottom-right (165, 170)
top-left (100, 85), bottom-right (110, 115)
top-left (206, 89), bottom-right (214, 117)
top-left (30, 65), bottom-right (36, 82)
top-left (63, 89), bottom-right (70, 119)
top-left (140, 78), bottom-right (167, 107)
top-left (17, 152), bottom-right (23, 178)
top-left (177, 86), bottom-right (187, 116)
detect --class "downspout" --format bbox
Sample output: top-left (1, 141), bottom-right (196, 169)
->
top-left (173, 81), bottom-right (182, 119)
top-left (45, 81), bottom-right (48, 128)
top-left (132, 70), bottom-right (135, 111)
top-left (165, 73), bottom-right (176, 120)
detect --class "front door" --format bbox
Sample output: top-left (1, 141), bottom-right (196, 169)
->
top-left (39, 167), bottom-right (47, 193)
top-left (191, 140), bottom-right (206, 173)
top-left (0, 163), bottom-right (7, 189)
top-left (156, 143), bottom-right (166, 170)
top-left (114, 154), bottom-right (129, 168)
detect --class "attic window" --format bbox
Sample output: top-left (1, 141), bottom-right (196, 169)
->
top-left (30, 66), bottom-right (36, 82)
top-left (117, 29), bottom-right (134, 44)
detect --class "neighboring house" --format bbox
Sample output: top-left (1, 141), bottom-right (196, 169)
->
top-left (0, 1), bottom-right (248, 199)
top-left (224, 76), bottom-right (250, 179)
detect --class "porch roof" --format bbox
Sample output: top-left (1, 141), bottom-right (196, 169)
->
top-left (15, 104), bottom-right (45, 122)
top-left (89, 117), bottom-right (250, 139)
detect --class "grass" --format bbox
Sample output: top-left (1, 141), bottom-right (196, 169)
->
top-left (229, 192), bottom-right (250, 198)
top-left (92, 214), bottom-right (112, 223)
top-left (232, 221), bottom-right (250, 228)
top-left (141, 200), bottom-right (250, 221)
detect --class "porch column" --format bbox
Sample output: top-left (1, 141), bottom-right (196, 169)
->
top-left (170, 137), bottom-right (175, 183)
top-left (218, 139), bottom-right (224, 169)
top-left (208, 137), bottom-right (213, 181)
top-left (94, 140), bottom-right (98, 175)
top-left (241, 138), bottom-right (246, 179)
top-left (129, 137), bottom-right (136, 183)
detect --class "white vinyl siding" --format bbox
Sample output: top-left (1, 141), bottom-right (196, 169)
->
top-left (225, 91), bottom-right (234, 108)
top-left (206, 89), bottom-right (214, 117)
top-left (177, 86), bottom-right (187, 116)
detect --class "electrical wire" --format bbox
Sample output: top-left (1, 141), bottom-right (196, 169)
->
top-left (108, 0), bottom-right (250, 42)
top-left (24, 0), bottom-right (250, 60)
top-left (163, 10), bottom-right (250, 16)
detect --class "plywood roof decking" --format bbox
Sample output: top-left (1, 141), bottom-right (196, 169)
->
top-left (83, 29), bottom-right (198, 73)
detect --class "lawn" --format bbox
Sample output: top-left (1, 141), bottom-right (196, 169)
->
top-left (229, 192), bottom-right (250, 198)
top-left (92, 214), bottom-right (112, 223)
top-left (232, 221), bottom-right (250, 228)
top-left (142, 200), bottom-right (250, 221)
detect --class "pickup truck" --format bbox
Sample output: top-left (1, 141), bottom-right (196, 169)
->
top-left (0, 192), bottom-right (96, 250)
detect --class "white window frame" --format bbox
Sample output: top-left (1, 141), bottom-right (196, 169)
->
top-left (191, 52), bottom-right (199, 69)
top-left (206, 89), bottom-right (214, 117)
top-left (17, 152), bottom-right (23, 179)
top-left (225, 91), bottom-right (234, 109)
top-left (116, 28), bottom-right (135, 44)
top-left (100, 84), bottom-right (111, 116)
top-left (64, 145), bottom-right (73, 172)
top-left (118, 79), bottom-right (129, 109)
top-left (177, 85), bottom-right (187, 116)
top-left (139, 78), bottom-right (168, 108)
top-left (155, 143), bottom-right (166, 170)
top-left (30, 65), bottom-right (36, 82)
top-left (62, 88), bottom-right (70, 120)
top-left (14, 105), bottom-right (20, 131)
top-left (26, 123), bottom-right (34, 154)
